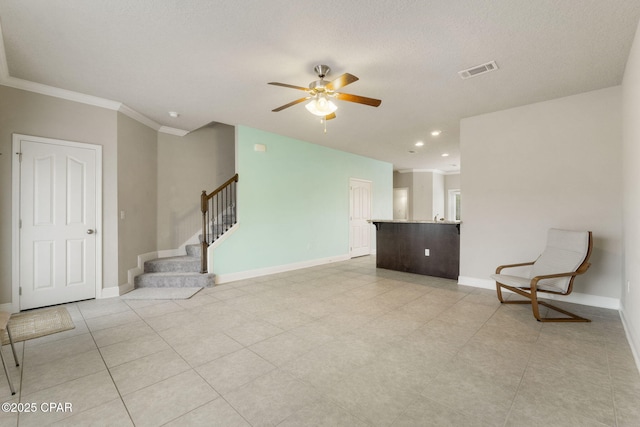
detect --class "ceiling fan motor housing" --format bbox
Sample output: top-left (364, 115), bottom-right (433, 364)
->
top-left (314, 64), bottom-right (331, 79)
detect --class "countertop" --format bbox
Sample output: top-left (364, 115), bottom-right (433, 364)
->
top-left (370, 219), bottom-right (461, 225)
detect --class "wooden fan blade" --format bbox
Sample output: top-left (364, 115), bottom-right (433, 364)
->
top-left (325, 73), bottom-right (359, 91)
top-left (325, 113), bottom-right (336, 121)
top-left (272, 97), bottom-right (309, 112)
top-left (335, 92), bottom-right (382, 107)
top-left (268, 82), bottom-right (309, 91)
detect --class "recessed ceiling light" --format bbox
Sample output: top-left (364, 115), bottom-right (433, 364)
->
top-left (441, 153), bottom-right (449, 157)
top-left (431, 130), bottom-right (441, 136)
top-left (415, 141), bottom-right (424, 147)
top-left (168, 111), bottom-right (180, 118)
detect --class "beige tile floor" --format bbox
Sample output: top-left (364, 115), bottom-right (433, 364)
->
top-left (0, 255), bottom-right (638, 426)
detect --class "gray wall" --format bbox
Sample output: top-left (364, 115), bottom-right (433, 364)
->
top-left (117, 113), bottom-right (158, 286)
top-left (0, 85), bottom-right (119, 302)
top-left (157, 123), bottom-right (235, 250)
top-left (394, 170), bottom-right (451, 220)
top-left (412, 172), bottom-right (433, 220)
top-left (460, 86), bottom-right (623, 300)
top-left (622, 19), bottom-right (640, 366)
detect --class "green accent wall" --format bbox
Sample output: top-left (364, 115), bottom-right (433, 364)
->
top-left (212, 126), bottom-right (392, 276)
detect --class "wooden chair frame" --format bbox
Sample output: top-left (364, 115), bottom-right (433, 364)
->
top-left (495, 231), bottom-right (593, 322)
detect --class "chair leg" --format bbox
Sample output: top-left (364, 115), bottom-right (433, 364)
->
top-left (536, 301), bottom-right (590, 322)
top-left (495, 282), bottom-right (590, 322)
top-left (0, 346), bottom-right (15, 396)
top-left (5, 326), bottom-right (18, 367)
top-left (496, 282), bottom-right (506, 303)
top-left (529, 289), bottom-right (543, 321)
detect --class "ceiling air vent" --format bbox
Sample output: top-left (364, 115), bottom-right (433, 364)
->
top-left (458, 61), bottom-right (499, 79)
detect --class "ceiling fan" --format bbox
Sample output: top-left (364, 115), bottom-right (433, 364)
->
top-left (269, 65), bottom-right (382, 121)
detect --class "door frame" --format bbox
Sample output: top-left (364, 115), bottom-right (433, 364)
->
top-left (393, 187), bottom-right (409, 220)
top-left (11, 134), bottom-right (103, 313)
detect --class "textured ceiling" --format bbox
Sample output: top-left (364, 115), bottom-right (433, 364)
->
top-left (1, 0), bottom-right (639, 172)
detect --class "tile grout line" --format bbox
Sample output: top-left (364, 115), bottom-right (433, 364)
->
top-left (79, 301), bottom-right (138, 427)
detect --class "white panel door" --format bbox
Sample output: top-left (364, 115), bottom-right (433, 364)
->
top-left (393, 188), bottom-right (408, 220)
top-left (350, 179), bottom-right (372, 258)
top-left (19, 137), bottom-right (98, 310)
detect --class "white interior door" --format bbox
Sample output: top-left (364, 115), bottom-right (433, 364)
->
top-left (349, 178), bottom-right (372, 258)
top-left (393, 187), bottom-right (408, 220)
top-left (16, 135), bottom-right (100, 310)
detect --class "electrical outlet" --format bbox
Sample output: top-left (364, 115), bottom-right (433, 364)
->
top-left (425, 249), bottom-right (430, 256)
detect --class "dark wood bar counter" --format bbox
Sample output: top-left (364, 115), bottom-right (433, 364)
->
top-left (372, 220), bottom-right (460, 279)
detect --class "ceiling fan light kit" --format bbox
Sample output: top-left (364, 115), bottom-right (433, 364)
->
top-left (305, 94), bottom-right (338, 116)
top-left (269, 64), bottom-right (382, 125)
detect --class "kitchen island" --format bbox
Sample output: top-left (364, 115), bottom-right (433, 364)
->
top-left (371, 220), bottom-right (460, 279)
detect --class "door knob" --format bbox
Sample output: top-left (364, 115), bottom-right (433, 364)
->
top-left (87, 229), bottom-right (95, 234)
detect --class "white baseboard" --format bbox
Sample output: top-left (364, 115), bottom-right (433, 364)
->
top-left (99, 286), bottom-right (122, 299)
top-left (124, 224), bottom-right (240, 290)
top-left (215, 253), bottom-right (351, 284)
top-left (0, 303), bottom-right (15, 313)
top-left (620, 308), bottom-right (640, 375)
top-left (457, 276), bottom-right (621, 310)
top-left (126, 251), bottom-right (161, 290)
top-left (156, 248), bottom-right (184, 258)
top-left (157, 235), bottom-right (198, 259)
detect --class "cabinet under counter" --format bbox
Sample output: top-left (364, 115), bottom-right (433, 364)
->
top-left (371, 220), bottom-right (460, 280)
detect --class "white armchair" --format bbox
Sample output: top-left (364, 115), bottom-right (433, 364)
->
top-left (491, 229), bottom-right (593, 322)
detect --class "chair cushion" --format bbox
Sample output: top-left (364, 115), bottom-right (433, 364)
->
top-left (530, 229), bottom-right (590, 293)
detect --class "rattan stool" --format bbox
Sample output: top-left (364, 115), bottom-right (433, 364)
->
top-left (0, 312), bottom-right (19, 395)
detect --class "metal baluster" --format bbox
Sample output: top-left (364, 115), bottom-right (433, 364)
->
top-left (225, 185), bottom-right (229, 231)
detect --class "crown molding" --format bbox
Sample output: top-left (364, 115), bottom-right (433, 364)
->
top-left (117, 104), bottom-right (161, 130)
top-left (2, 75), bottom-right (123, 110)
top-left (396, 168), bottom-right (443, 174)
top-left (0, 21), bottom-right (189, 136)
top-left (158, 126), bottom-right (190, 136)
top-left (0, 23), bottom-right (9, 80)
top-left (395, 168), bottom-right (460, 175)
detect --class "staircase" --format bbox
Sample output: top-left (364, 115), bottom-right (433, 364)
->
top-left (133, 173), bottom-right (238, 288)
top-left (134, 244), bottom-right (215, 288)
top-left (200, 173), bottom-right (238, 273)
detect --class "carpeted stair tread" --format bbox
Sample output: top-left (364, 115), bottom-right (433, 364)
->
top-left (144, 256), bottom-right (200, 273)
top-left (134, 272), bottom-right (215, 288)
top-left (185, 244), bottom-right (201, 258)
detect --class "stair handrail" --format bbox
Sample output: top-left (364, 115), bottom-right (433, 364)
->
top-left (200, 173), bottom-right (239, 273)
